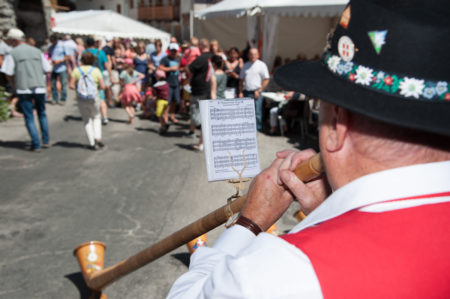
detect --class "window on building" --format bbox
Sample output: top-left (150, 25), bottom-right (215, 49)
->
top-left (130, 0), bottom-right (134, 9)
top-left (117, 4), bottom-right (121, 13)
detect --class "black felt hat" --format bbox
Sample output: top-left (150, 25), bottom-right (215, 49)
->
top-left (275, 0), bottom-right (450, 136)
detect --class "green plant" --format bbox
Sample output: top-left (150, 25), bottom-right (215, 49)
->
top-left (0, 87), bottom-right (10, 122)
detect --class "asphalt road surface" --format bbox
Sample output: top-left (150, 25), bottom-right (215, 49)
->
top-left (0, 93), bottom-right (303, 298)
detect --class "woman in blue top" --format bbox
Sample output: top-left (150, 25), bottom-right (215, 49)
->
top-left (150, 39), bottom-right (166, 68)
top-left (133, 42), bottom-right (152, 92)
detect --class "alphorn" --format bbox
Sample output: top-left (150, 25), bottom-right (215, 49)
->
top-left (74, 153), bottom-right (323, 295)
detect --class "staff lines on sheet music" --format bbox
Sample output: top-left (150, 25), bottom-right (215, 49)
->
top-left (209, 107), bottom-right (254, 121)
top-left (212, 138), bottom-right (257, 152)
top-left (211, 123), bottom-right (254, 136)
top-left (214, 154), bottom-right (258, 169)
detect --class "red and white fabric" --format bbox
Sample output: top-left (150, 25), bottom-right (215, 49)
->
top-left (168, 161), bottom-right (450, 299)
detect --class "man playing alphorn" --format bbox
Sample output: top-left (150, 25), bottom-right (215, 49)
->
top-left (168, 0), bottom-right (450, 297)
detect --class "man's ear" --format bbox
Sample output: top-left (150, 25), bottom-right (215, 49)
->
top-left (324, 105), bottom-right (349, 152)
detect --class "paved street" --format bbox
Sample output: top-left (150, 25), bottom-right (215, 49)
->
top-left (0, 91), bottom-right (303, 299)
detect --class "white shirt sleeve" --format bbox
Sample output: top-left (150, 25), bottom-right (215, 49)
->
top-left (41, 54), bottom-right (51, 73)
top-left (0, 54), bottom-right (14, 76)
top-left (260, 61), bottom-right (270, 80)
top-left (167, 226), bottom-right (323, 299)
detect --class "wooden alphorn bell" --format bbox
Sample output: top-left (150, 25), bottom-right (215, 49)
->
top-left (74, 153), bottom-right (323, 297)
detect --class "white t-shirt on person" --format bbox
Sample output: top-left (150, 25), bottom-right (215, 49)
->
top-left (239, 59), bottom-right (270, 91)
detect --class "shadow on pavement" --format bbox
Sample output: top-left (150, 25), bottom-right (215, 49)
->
top-left (171, 253), bottom-right (191, 268)
top-left (135, 127), bottom-right (187, 138)
top-left (0, 140), bottom-right (30, 151)
top-left (65, 272), bottom-right (105, 299)
top-left (64, 115), bottom-right (82, 122)
top-left (107, 117), bottom-right (129, 124)
top-left (52, 141), bottom-right (88, 149)
top-left (174, 143), bottom-right (198, 152)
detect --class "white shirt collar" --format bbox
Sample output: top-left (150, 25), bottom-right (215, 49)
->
top-left (290, 161), bottom-right (450, 233)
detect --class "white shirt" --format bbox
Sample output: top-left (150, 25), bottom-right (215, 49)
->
top-left (240, 59), bottom-right (269, 91)
top-left (63, 39), bottom-right (78, 57)
top-left (0, 40), bottom-right (11, 55)
top-left (167, 161), bottom-right (450, 298)
top-left (1, 53), bottom-right (51, 94)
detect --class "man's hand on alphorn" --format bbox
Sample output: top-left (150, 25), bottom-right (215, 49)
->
top-left (277, 149), bottom-right (330, 215)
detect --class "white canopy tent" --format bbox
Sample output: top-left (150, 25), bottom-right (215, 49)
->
top-left (195, 0), bottom-right (348, 69)
top-left (53, 10), bottom-right (171, 44)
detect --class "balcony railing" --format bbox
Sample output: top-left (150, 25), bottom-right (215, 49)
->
top-left (138, 5), bottom-right (180, 21)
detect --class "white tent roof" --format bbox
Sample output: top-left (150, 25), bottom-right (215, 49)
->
top-left (195, 0), bottom-right (348, 19)
top-left (53, 10), bottom-right (171, 41)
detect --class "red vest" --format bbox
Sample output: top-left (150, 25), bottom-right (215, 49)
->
top-left (281, 192), bottom-right (450, 299)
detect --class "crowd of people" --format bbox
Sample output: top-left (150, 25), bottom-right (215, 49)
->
top-left (1, 1), bottom-right (449, 297)
top-left (1, 29), bottom-right (297, 152)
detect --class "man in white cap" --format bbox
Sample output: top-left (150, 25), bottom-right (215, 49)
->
top-left (1, 28), bottom-right (51, 151)
top-left (159, 42), bottom-right (181, 125)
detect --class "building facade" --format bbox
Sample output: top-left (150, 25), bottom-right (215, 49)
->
top-left (75, 0), bottom-right (219, 41)
top-left (75, 0), bottom-right (138, 19)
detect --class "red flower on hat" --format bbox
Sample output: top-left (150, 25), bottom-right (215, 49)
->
top-left (349, 73), bottom-right (356, 81)
top-left (445, 93), bottom-right (450, 101)
top-left (384, 76), bottom-right (393, 86)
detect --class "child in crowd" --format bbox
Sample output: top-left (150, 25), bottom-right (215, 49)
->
top-left (184, 37), bottom-right (201, 66)
top-left (119, 63), bottom-right (145, 124)
top-left (152, 70), bottom-right (170, 134)
top-left (141, 86), bottom-right (154, 119)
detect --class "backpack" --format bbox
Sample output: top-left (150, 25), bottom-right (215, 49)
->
top-left (76, 66), bottom-right (98, 101)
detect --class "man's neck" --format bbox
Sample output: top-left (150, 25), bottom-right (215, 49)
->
top-left (13, 41), bottom-right (24, 47)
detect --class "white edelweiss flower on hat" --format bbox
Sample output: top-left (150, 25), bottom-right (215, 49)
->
top-left (327, 55), bottom-right (341, 73)
top-left (355, 65), bottom-right (373, 86)
top-left (435, 81), bottom-right (447, 96)
top-left (399, 77), bottom-right (425, 99)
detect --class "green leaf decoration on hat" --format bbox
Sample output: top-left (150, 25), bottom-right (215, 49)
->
top-left (368, 30), bottom-right (387, 54)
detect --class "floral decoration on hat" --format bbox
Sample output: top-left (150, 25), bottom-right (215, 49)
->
top-left (325, 52), bottom-right (450, 101)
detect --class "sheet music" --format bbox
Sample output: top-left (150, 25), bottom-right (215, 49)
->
top-left (200, 98), bottom-right (261, 181)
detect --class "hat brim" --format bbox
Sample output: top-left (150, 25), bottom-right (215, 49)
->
top-left (274, 60), bottom-right (450, 137)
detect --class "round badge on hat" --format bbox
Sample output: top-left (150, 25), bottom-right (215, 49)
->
top-left (338, 36), bottom-right (355, 62)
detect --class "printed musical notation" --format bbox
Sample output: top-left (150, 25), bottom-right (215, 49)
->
top-left (200, 98), bottom-right (261, 181)
top-left (211, 123), bottom-right (255, 136)
top-left (209, 107), bottom-right (254, 121)
top-left (212, 138), bottom-right (256, 152)
top-left (213, 154), bottom-right (259, 171)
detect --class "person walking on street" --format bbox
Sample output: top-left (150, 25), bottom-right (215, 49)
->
top-left (48, 34), bottom-right (70, 105)
top-left (85, 36), bottom-right (111, 125)
top-left (102, 36), bottom-right (115, 108)
top-left (168, 0), bottom-right (450, 297)
top-left (239, 48), bottom-right (269, 132)
top-left (69, 51), bottom-right (105, 151)
top-left (119, 63), bottom-right (145, 124)
top-left (1, 28), bottom-right (51, 151)
top-left (63, 34), bottom-right (78, 80)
